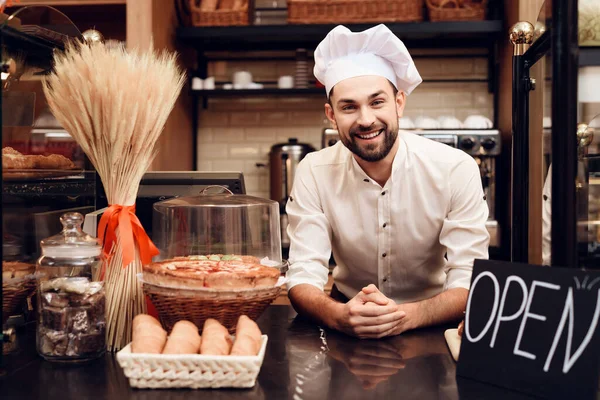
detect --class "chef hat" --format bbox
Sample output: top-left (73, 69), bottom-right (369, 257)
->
top-left (314, 24), bottom-right (422, 96)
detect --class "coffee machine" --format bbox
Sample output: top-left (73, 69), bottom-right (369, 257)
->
top-left (268, 138), bottom-right (316, 256)
top-left (322, 128), bottom-right (502, 248)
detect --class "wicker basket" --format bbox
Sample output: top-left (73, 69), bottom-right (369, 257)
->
top-left (287, 0), bottom-right (424, 24)
top-left (2, 279), bottom-right (36, 325)
top-left (189, 0), bottom-right (249, 27)
top-left (142, 279), bottom-right (282, 333)
top-left (426, 0), bottom-right (486, 22)
top-left (117, 336), bottom-right (268, 389)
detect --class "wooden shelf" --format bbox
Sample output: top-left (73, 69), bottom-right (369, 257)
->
top-left (191, 88), bottom-right (326, 97)
top-left (190, 78), bottom-right (490, 97)
top-left (177, 20), bottom-right (505, 51)
top-left (16, 0), bottom-right (125, 5)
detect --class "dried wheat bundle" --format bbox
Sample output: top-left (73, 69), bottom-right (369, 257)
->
top-left (43, 40), bottom-right (185, 351)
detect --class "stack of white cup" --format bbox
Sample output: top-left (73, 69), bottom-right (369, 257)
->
top-left (191, 77), bottom-right (215, 90)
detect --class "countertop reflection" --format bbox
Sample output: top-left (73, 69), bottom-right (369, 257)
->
top-left (284, 314), bottom-right (457, 400)
top-left (1, 306), bottom-right (538, 400)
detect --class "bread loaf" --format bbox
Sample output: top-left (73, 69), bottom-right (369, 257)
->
top-left (162, 320), bottom-right (202, 354)
top-left (131, 314), bottom-right (167, 354)
top-left (200, 319), bottom-right (232, 355)
top-left (230, 315), bottom-right (262, 356)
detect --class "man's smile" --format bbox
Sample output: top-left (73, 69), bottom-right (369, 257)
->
top-left (354, 129), bottom-right (384, 141)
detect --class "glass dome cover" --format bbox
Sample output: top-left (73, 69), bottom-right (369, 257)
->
top-left (152, 187), bottom-right (283, 265)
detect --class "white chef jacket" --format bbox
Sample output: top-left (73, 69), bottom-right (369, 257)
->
top-left (542, 167), bottom-right (552, 265)
top-left (285, 131), bottom-right (490, 303)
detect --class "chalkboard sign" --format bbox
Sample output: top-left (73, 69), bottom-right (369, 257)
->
top-left (457, 260), bottom-right (600, 399)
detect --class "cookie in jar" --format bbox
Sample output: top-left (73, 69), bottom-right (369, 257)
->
top-left (35, 212), bottom-right (105, 363)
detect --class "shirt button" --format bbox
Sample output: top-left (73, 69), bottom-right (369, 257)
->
top-left (381, 191), bottom-right (386, 196)
top-left (382, 253), bottom-right (387, 258)
top-left (383, 223), bottom-right (387, 228)
top-left (363, 178), bottom-right (369, 183)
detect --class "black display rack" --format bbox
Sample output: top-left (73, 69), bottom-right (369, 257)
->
top-left (511, 0), bottom-right (599, 268)
top-left (0, 17), bottom-right (99, 361)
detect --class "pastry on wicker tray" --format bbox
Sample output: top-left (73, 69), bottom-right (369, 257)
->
top-left (143, 254), bottom-right (280, 290)
top-left (2, 261), bottom-right (36, 281)
top-left (2, 147), bottom-right (76, 170)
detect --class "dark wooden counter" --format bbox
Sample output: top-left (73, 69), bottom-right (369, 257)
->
top-left (1, 306), bottom-right (541, 399)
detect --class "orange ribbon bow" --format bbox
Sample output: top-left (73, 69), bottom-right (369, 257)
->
top-left (1, 1), bottom-right (21, 13)
top-left (98, 204), bottom-right (159, 272)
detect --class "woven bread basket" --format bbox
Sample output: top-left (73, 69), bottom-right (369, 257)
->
top-left (189, 0), bottom-right (249, 26)
top-left (2, 278), bottom-right (36, 325)
top-left (426, 0), bottom-right (486, 22)
top-left (117, 335), bottom-right (268, 389)
top-left (287, 0), bottom-right (424, 24)
top-left (142, 278), bottom-right (282, 333)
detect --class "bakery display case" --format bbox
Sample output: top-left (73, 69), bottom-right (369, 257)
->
top-left (1, 6), bottom-right (100, 360)
top-left (152, 187), bottom-right (283, 263)
top-left (141, 188), bottom-right (285, 332)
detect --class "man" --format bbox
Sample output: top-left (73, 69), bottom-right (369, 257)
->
top-left (542, 167), bottom-right (552, 266)
top-left (285, 24), bottom-right (490, 339)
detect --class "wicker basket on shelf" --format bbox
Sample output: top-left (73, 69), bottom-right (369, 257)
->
top-left (143, 281), bottom-right (281, 333)
top-left (2, 279), bottom-right (36, 325)
top-left (189, 0), bottom-right (249, 27)
top-left (426, 0), bottom-right (486, 22)
top-left (287, 0), bottom-right (424, 24)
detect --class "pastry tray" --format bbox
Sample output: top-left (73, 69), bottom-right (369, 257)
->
top-left (116, 335), bottom-right (268, 389)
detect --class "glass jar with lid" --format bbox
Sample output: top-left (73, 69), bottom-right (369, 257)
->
top-left (36, 212), bottom-right (106, 363)
top-left (152, 186), bottom-right (283, 266)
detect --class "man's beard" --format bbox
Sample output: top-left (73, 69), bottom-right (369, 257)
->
top-left (340, 120), bottom-right (399, 162)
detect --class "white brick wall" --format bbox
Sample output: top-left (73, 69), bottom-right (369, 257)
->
top-left (197, 56), bottom-right (494, 197)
